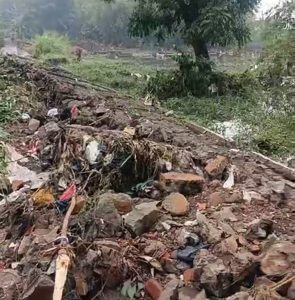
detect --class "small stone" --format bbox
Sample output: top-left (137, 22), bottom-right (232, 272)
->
top-left (22, 274), bottom-right (54, 300)
top-left (205, 156), bottom-right (228, 178)
top-left (176, 261), bottom-right (191, 271)
top-left (162, 258), bottom-right (178, 274)
top-left (159, 278), bottom-right (180, 300)
top-left (112, 193), bottom-right (133, 214)
top-left (124, 202), bottom-right (162, 236)
top-left (44, 121), bottom-right (60, 134)
top-left (208, 192), bottom-right (225, 207)
top-left (145, 279), bottom-right (163, 300)
top-left (0, 269), bottom-right (21, 300)
top-left (18, 236), bottom-right (32, 255)
top-left (28, 118), bottom-right (40, 132)
top-left (183, 268), bottom-right (197, 284)
top-left (11, 180), bottom-right (24, 191)
top-left (260, 241), bottom-right (295, 276)
top-left (93, 194), bottom-right (122, 236)
top-left (178, 287), bottom-right (208, 300)
top-left (144, 240), bottom-right (166, 256)
top-left (72, 195), bottom-right (86, 214)
top-left (162, 193), bottom-right (189, 216)
top-left (160, 172), bottom-right (205, 195)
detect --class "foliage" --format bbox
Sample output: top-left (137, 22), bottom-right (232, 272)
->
top-left (129, 0), bottom-right (260, 59)
top-left (32, 32), bottom-right (72, 59)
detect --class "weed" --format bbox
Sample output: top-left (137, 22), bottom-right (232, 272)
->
top-left (32, 32), bottom-right (72, 60)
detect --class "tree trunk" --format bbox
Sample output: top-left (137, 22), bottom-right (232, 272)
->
top-left (192, 40), bottom-right (209, 60)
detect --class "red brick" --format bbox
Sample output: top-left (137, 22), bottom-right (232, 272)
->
top-left (160, 172), bottom-right (205, 195)
top-left (205, 156), bottom-right (228, 178)
top-left (145, 279), bottom-right (163, 300)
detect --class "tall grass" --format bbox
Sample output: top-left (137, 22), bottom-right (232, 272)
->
top-left (32, 32), bottom-right (72, 59)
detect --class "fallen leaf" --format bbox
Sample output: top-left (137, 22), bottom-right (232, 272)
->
top-left (139, 255), bottom-right (164, 272)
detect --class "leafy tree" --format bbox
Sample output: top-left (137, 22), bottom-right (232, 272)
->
top-left (128, 0), bottom-right (261, 59)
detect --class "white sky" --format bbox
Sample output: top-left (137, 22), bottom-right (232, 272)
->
top-left (258, 0), bottom-right (281, 13)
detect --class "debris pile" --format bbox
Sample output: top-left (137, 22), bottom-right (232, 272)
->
top-left (0, 56), bottom-right (294, 299)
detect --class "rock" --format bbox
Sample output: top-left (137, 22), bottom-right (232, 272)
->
top-left (144, 240), bottom-right (166, 256)
top-left (162, 193), bottom-right (189, 216)
top-left (98, 192), bottom-right (132, 215)
top-left (162, 258), bottom-right (179, 274)
top-left (0, 269), bottom-right (20, 300)
top-left (208, 192), bottom-right (225, 207)
top-left (112, 193), bottom-right (133, 214)
top-left (213, 207), bottom-right (238, 222)
top-left (260, 241), bottom-right (295, 276)
top-left (220, 236), bottom-right (239, 254)
top-left (176, 261), bottom-right (191, 272)
top-left (28, 118), bottom-right (40, 132)
top-left (124, 201), bottom-right (162, 236)
top-left (159, 278), bottom-right (180, 300)
top-left (11, 180), bottom-right (24, 191)
top-left (44, 121), bottom-right (60, 134)
top-left (208, 191), bottom-right (242, 207)
top-left (178, 287), bottom-right (208, 300)
top-left (246, 219), bottom-right (273, 240)
top-left (72, 195), bottom-right (86, 214)
top-left (205, 156), bottom-right (228, 178)
top-left (183, 268), bottom-right (197, 284)
top-left (226, 292), bottom-right (252, 300)
top-left (93, 194), bottom-right (122, 236)
top-left (18, 236), bottom-right (32, 255)
top-left (145, 279), bottom-right (163, 300)
top-left (22, 274), bottom-right (54, 300)
top-left (160, 172), bottom-right (205, 195)
top-left (195, 212), bottom-right (223, 243)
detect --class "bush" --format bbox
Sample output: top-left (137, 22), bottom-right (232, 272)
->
top-left (32, 32), bottom-right (72, 59)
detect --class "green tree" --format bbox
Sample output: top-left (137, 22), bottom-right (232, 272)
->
top-left (128, 0), bottom-right (261, 59)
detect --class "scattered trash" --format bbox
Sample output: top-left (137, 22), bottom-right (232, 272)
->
top-left (32, 188), bottom-right (55, 206)
top-left (223, 165), bottom-right (235, 189)
top-left (47, 108), bottom-right (59, 117)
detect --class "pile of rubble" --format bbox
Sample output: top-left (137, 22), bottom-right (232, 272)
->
top-left (0, 56), bottom-right (294, 300)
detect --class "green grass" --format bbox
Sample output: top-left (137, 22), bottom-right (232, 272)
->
top-left (63, 53), bottom-right (294, 159)
top-left (65, 55), bottom-right (167, 96)
top-left (32, 32), bottom-right (72, 61)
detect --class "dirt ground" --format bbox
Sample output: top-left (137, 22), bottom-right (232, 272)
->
top-left (0, 56), bottom-right (294, 300)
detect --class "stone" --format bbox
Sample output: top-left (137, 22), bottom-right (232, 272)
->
top-left (72, 195), bottom-right (86, 214)
top-left (28, 118), bottom-right (40, 132)
top-left (195, 212), bottom-right (223, 243)
top-left (44, 121), bottom-right (60, 134)
top-left (124, 202), bottom-right (162, 236)
top-left (93, 194), bottom-right (122, 236)
top-left (213, 207), bottom-right (238, 222)
top-left (0, 269), bottom-right (21, 300)
top-left (98, 192), bottom-right (132, 215)
top-left (161, 279), bottom-right (185, 300)
top-left (145, 279), bottom-right (163, 300)
top-left (18, 236), bottom-right (32, 255)
top-left (159, 278), bottom-right (180, 300)
top-left (260, 241), bottom-right (295, 276)
top-left (160, 172), bottom-right (205, 195)
top-left (205, 156), bottom-right (228, 178)
top-left (178, 287), bottom-right (208, 300)
top-left (183, 268), bottom-right (197, 284)
top-left (11, 180), bottom-right (24, 191)
top-left (162, 193), bottom-right (189, 216)
top-left (208, 191), bottom-right (224, 207)
top-left (246, 219), bottom-right (273, 240)
top-left (22, 275), bottom-right (54, 300)
top-left (144, 240), bottom-right (166, 256)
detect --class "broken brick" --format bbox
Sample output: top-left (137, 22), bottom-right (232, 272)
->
top-left (205, 156), bottom-right (228, 178)
top-left (160, 172), bottom-right (205, 195)
top-left (145, 278), bottom-right (163, 300)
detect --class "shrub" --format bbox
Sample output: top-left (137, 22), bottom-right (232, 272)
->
top-left (32, 32), bottom-right (72, 59)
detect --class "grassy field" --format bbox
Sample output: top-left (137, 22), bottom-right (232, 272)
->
top-left (63, 53), bottom-right (294, 160)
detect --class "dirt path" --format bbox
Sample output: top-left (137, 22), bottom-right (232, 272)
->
top-left (0, 56), bottom-right (294, 300)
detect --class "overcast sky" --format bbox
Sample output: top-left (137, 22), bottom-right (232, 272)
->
top-left (258, 0), bottom-right (281, 13)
